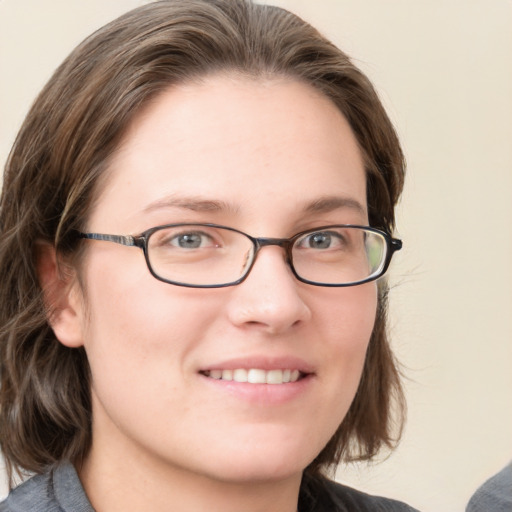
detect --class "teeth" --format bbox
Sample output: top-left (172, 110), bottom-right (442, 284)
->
top-left (233, 369), bottom-right (248, 382)
top-left (266, 369), bottom-right (283, 384)
top-left (204, 368), bottom-right (302, 384)
top-left (248, 369), bottom-right (266, 384)
top-left (222, 369), bottom-right (233, 381)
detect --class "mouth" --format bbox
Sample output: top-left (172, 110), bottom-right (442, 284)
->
top-left (200, 368), bottom-right (307, 384)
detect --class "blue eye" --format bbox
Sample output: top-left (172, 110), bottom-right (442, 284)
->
top-left (299, 231), bottom-right (343, 250)
top-left (169, 232), bottom-right (214, 249)
top-left (308, 232), bottom-right (331, 249)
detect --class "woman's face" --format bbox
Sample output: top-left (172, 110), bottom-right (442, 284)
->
top-left (71, 76), bottom-right (377, 484)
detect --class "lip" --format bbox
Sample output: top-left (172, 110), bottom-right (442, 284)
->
top-left (198, 355), bottom-right (316, 405)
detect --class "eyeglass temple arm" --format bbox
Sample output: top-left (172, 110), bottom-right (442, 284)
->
top-left (79, 233), bottom-right (137, 247)
top-left (390, 238), bottom-right (403, 252)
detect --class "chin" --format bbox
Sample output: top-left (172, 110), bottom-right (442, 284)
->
top-left (198, 436), bottom-right (319, 484)
top-left (209, 458), bottom-right (306, 485)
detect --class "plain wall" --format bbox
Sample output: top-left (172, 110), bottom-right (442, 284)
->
top-left (1, 1), bottom-right (511, 511)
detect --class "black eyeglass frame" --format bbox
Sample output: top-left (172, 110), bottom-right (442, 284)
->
top-left (78, 223), bottom-right (402, 288)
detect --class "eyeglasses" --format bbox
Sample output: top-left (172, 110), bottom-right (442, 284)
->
top-left (78, 223), bottom-right (402, 288)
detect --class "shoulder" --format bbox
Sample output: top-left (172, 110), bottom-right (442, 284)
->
top-left (0, 471), bottom-right (59, 512)
top-left (466, 462), bottom-right (512, 512)
top-left (0, 463), bottom-right (93, 512)
top-left (299, 474), bottom-right (420, 512)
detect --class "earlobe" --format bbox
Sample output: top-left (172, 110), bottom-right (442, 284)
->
top-left (36, 242), bottom-right (84, 348)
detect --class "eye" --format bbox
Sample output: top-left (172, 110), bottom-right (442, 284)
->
top-left (148, 225), bottom-right (233, 254)
top-left (168, 231), bottom-right (216, 249)
top-left (298, 231), bottom-right (344, 250)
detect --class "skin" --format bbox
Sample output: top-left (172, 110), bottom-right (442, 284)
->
top-left (47, 75), bottom-right (377, 512)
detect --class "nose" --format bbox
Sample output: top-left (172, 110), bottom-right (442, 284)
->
top-left (226, 245), bottom-right (312, 334)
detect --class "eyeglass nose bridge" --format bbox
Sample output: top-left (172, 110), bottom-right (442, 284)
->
top-left (249, 236), bottom-right (296, 269)
top-left (254, 237), bottom-right (293, 248)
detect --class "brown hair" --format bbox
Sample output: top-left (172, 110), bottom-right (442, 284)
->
top-left (0, 0), bottom-right (405, 486)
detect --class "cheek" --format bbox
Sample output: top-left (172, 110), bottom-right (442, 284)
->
top-left (296, 283), bottom-right (377, 456)
top-left (79, 273), bottom-right (222, 445)
top-left (317, 283), bottom-right (378, 395)
top-left (78, 252), bottom-right (219, 393)
top-left (322, 282), bottom-right (377, 349)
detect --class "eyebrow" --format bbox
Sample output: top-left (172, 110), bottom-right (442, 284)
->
top-left (142, 194), bottom-right (365, 217)
top-left (143, 195), bottom-right (240, 215)
top-left (302, 195), bottom-right (367, 216)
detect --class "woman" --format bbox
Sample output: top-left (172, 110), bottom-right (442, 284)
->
top-left (0, 1), bottom-right (413, 510)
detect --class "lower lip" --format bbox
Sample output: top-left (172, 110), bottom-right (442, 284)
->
top-left (199, 373), bottom-right (314, 405)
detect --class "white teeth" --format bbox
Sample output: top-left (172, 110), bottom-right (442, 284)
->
top-left (233, 369), bottom-right (248, 382)
top-left (266, 369), bottom-right (283, 384)
top-left (204, 368), bottom-right (303, 384)
top-left (221, 369), bottom-right (233, 381)
top-left (248, 369), bottom-right (266, 384)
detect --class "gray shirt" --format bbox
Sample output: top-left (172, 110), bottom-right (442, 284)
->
top-left (0, 464), bottom-right (92, 512)
top-left (0, 462), bottom-right (419, 511)
top-left (466, 462), bottom-right (512, 512)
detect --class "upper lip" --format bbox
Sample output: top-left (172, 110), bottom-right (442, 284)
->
top-left (199, 355), bottom-right (315, 374)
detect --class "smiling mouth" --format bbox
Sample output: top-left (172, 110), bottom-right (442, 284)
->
top-left (200, 368), bottom-right (306, 384)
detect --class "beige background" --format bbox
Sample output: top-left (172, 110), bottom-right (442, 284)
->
top-left (1, 1), bottom-right (511, 511)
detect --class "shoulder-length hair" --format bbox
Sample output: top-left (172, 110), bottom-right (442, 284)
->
top-left (0, 0), bottom-right (405, 486)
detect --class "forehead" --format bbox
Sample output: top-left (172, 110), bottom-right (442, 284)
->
top-left (90, 75), bottom-right (367, 231)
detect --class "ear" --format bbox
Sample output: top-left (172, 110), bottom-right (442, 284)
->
top-left (36, 242), bottom-right (84, 348)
